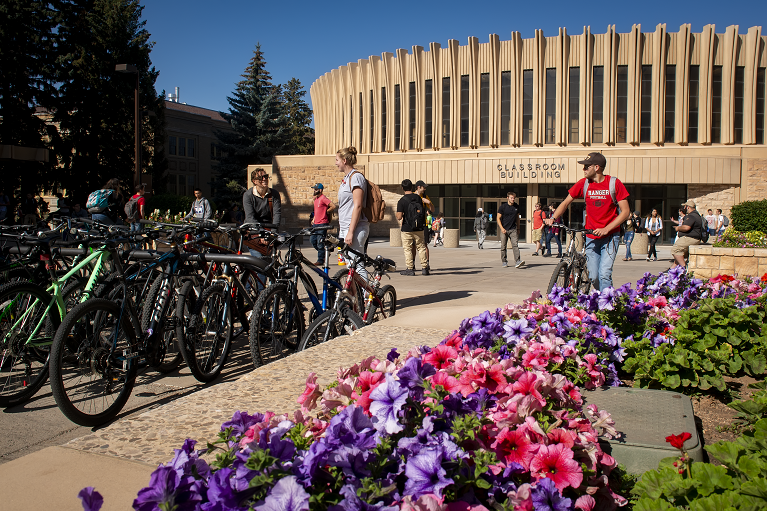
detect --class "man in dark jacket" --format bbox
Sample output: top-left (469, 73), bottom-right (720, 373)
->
top-left (243, 168), bottom-right (281, 227)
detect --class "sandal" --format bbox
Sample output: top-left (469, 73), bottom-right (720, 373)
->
top-left (622, 258), bottom-right (629, 261)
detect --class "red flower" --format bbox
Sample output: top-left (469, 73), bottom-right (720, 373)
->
top-left (491, 427), bottom-right (538, 470)
top-left (422, 345), bottom-right (458, 369)
top-left (443, 331), bottom-right (463, 347)
top-left (761, 273), bottom-right (767, 283)
top-left (530, 443), bottom-right (584, 491)
top-left (431, 371), bottom-right (461, 394)
top-left (665, 432), bottom-right (692, 450)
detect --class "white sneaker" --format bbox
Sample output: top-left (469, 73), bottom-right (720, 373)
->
top-left (515, 260), bottom-right (526, 268)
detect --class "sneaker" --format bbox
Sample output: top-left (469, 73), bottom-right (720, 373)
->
top-left (556, 254), bottom-right (563, 258)
top-left (532, 252), bottom-right (539, 256)
top-left (542, 253), bottom-right (551, 258)
top-left (502, 262), bottom-right (508, 268)
top-left (422, 268), bottom-right (430, 276)
top-left (400, 268), bottom-right (415, 276)
top-left (515, 260), bottom-right (526, 268)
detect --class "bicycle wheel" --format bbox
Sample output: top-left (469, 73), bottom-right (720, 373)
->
top-left (298, 307), bottom-right (364, 351)
top-left (0, 282), bottom-right (56, 407)
top-left (49, 298), bottom-right (138, 426)
top-left (547, 260), bottom-right (572, 295)
top-left (174, 279), bottom-right (197, 371)
top-left (140, 277), bottom-right (183, 373)
top-left (183, 284), bottom-right (233, 382)
top-left (574, 261), bottom-right (592, 294)
top-left (365, 284), bottom-right (396, 325)
top-left (249, 283), bottom-right (304, 367)
top-left (331, 268), bottom-right (365, 314)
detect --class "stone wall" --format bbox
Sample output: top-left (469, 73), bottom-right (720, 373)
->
top-left (688, 184), bottom-right (738, 217)
top-left (687, 245), bottom-right (767, 279)
top-left (746, 158), bottom-right (767, 201)
top-left (269, 164), bottom-right (401, 236)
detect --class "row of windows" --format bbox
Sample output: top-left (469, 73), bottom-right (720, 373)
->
top-left (167, 174), bottom-right (196, 196)
top-left (353, 65), bottom-right (766, 150)
top-left (168, 136), bottom-right (196, 157)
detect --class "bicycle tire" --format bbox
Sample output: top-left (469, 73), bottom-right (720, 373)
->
top-left (49, 298), bottom-right (138, 426)
top-left (574, 260), bottom-right (592, 294)
top-left (547, 260), bottom-right (572, 295)
top-left (140, 277), bottom-right (183, 373)
top-left (298, 307), bottom-right (364, 352)
top-left (183, 284), bottom-right (233, 382)
top-left (249, 283), bottom-right (304, 367)
top-left (331, 267), bottom-right (365, 314)
top-left (0, 282), bottom-right (57, 407)
top-left (174, 279), bottom-right (197, 371)
top-left (365, 284), bottom-right (396, 325)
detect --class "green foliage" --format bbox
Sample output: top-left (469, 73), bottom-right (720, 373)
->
top-left (282, 78), bottom-right (314, 155)
top-left (632, 418), bottom-right (767, 510)
top-left (622, 297), bottom-right (767, 393)
top-left (728, 381), bottom-right (767, 430)
top-left (146, 194), bottom-right (216, 216)
top-left (731, 200), bottom-right (767, 233)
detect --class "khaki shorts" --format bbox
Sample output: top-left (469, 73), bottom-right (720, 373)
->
top-left (532, 227), bottom-right (543, 243)
top-left (671, 236), bottom-right (701, 256)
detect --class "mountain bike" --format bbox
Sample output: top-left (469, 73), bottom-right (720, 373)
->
top-left (546, 224), bottom-right (594, 296)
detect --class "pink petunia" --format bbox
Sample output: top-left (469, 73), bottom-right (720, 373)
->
top-left (443, 331), bottom-right (463, 348)
top-left (430, 371), bottom-right (461, 394)
top-left (400, 494), bottom-right (446, 511)
top-left (574, 495), bottom-right (596, 511)
top-left (547, 428), bottom-right (576, 448)
top-left (357, 370), bottom-right (385, 392)
top-left (530, 443), bottom-right (583, 491)
top-left (491, 427), bottom-right (539, 470)
top-left (511, 372), bottom-right (546, 407)
top-left (422, 345), bottom-right (459, 369)
top-left (647, 296), bottom-right (667, 308)
top-left (296, 373), bottom-right (321, 412)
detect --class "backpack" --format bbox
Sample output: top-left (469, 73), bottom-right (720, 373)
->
top-left (693, 211), bottom-right (709, 243)
top-left (124, 195), bottom-right (140, 222)
top-left (348, 171), bottom-right (385, 223)
top-left (722, 215), bottom-right (730, 227)
top-left (431, 219), bottom-right (441, 232)
top-left (406, 196), bottom-right (425, 230)
top-left (86, 189), bottom-right (113, 214)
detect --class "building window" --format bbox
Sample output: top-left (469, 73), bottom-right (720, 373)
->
top-left (187, 138), bottom-right (195, 158)
top-left (545, 68), bottom-right (556, 144)
top-left (394, 84), bottom-right (401, 151)
top-left (757, 68), bottom-right (765, 145)
top-left (592, 66), bottom-right (604, 143)
top-left (359, 92), bottom-right (363, 150)
top-left (640, 65), bottom-right (652, 143)
top-left (688, 65), bottom-right (699, 143)
top-left (409, 82), bottom-right (416, 149)
top-left (665, 65), bottom-right (675, 143)
top-left (381, 87), bottom-right (387, 150)
top-left (460, 75), bottom-right (469, 147)
top-left (569, 67), bottom-right (579, 144)
top-left (479, 73), bottom-right (490, 146)
top-left (442, 77), bottom-right (450, 148)
top-left (616, 66), bottom-right (628, 143)
top-left (522, 69), bottom-right (533, 145)
top-left (712, 65), bottom-right (722, 143)
top-left (370, 90), bottom-right (375, 150)
top-left (178, 137), bottom-right (186, 156)
top-left (424, 79), bottom-right (433, 149)
top-left (501, 71), bottom-right (511, 145)
top-left (169, 136), bottom-right (176, 155)
top-left (734, 66), bottom-right (745, 144)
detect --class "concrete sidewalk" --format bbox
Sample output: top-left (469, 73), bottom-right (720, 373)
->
top-left (0, 238), bottom-right (676, 510)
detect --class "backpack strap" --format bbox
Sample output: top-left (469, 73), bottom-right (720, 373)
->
top-left (582, 179), bottom-right (589, 199)
top-left (609, 176), bottom-right (617, 206)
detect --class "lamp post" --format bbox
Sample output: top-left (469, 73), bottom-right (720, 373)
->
top-left (115, 64), bottom-right (140, 188)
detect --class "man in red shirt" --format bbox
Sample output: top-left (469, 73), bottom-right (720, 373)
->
top-left (129, 183), bottom-right (146, 232)
top-left (545, 153), bottom-right (630, 291)
top-left (310, 183), bottom-right (335, 265)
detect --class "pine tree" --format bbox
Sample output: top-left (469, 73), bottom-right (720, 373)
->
top-left (283, 78), bottom-right (314, 155)
top-left (213, 43), bottom-right (289, 206)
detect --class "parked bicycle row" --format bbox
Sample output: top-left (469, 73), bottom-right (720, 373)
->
top-left (0, 217), bottom-right (397, 427)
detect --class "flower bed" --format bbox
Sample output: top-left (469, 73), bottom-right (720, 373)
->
top-left (712, 227), bottom-right (767, 249)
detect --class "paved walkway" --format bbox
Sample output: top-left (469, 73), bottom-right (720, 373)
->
top-left (0, 239), bottom-right (675, 510)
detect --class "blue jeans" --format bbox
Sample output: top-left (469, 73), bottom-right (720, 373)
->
top-left (545, 230), bottom-right (562, 256)
top-left (585, 233), bottom-right (621, 291)
top-left (623, 231), bottom-right (634, 259)
top-left (91, 213), bottom-right (113, 226)
top-left (310, 223), bottom-right (330, 263)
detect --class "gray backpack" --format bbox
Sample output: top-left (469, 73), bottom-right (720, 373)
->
top-left (582, 176), bottom-right (619, 213)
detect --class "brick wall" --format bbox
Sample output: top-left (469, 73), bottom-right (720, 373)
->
top-left (688, 184), bottom-right (737, 217)
top-left (687, 245), bottom-right (767, 279)
top-left (746, 158), bottom-right (767, 202)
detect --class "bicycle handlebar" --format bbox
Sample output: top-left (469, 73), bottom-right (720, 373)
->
top-left (550, 223), bottom-right (595, 235)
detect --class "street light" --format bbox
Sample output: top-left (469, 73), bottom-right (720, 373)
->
top-left (115, 64), bottom-right (140, 188)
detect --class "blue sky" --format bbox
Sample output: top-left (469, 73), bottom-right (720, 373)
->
top-left (142, 0), bottom-right (766, 115)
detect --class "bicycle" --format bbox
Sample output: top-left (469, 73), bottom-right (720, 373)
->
top-left (546, 224), bottom-right (594, 296)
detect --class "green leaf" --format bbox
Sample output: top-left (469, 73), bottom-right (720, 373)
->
top-left (692, 463), bottom-right (734, 496)
top-left (740, 477), bottom-right (767, 500)
top-left (474, 478), bottom-right (492, 489)
top-left (706, 440), bottom-right (742, 467)
top-left (634, 498), bottom-right (675, 511)
top-left (736, 455), bottom-right (763, 479)
top-left (633, 468), bottom-right (676, 499)
top-left (662, 373), bottom-right (681, 389)
top-left (745, 353), bottom-right (766, 375)
top-left (727, 354), bottom-right (743, 374)
top-left (688, 492), bottom-right (742, 511)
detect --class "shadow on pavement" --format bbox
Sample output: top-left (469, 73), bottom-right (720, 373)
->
top-left (397, 290), bottom-right (473, 309)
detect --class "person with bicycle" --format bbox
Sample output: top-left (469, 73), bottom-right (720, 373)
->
top-left (545, 152), bottom-right (630, 291)
top-left (336, 146), bottom-right (369, 278)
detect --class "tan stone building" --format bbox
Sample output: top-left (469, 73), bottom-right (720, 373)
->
top-left (268, 24), bottom-right (767, 243)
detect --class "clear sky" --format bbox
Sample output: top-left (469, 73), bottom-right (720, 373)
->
top-left (142, 0), bottom-right (766, 115)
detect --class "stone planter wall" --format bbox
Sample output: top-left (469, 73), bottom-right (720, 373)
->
top-left (688, 245), bottom-right (767, 279)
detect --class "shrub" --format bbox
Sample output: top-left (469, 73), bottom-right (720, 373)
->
top-left (731, 199), bottom-right (767, 233)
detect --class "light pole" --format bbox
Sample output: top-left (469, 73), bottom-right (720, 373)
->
top-left (115, 64), bottom-right (140, 188)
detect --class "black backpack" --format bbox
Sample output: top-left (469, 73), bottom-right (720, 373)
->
top-left (406, 197), bottom-right (424, 230)
top-left (124, 195), bottom-right (140, 222)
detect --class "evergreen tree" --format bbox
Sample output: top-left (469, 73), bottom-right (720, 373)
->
top-left (213, 43), bottom-right (289, 205)
top-left (282, 78), bottom-right (314, 155)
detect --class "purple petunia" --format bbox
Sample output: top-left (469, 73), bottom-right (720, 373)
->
top-left (386, 348), bottom-right (399, 362)
top-left (255, 476), bottom-right (309, 511)
top-left (503, 318), bottom-right (534, 343)
top-left (78, 487), bottom-right (103, 511)
top-left (221, 411), bottom-right (264, 438)
top-left (324, 404), bottom-right (377, 450)
top-left (531, 477), bottom-right (572, 511)
top-left (396, 357), bottom-right (436, 401)
top-left (329, 484), bottom-right (399, 511)
top-left (597, 287), bottom-right (617, 310)
top-left (369, 373), bottom-right (409, 434)
top-left (403, 447), bottom-right (454, 499)
top-left (133, 465), bottom-right (203, 511)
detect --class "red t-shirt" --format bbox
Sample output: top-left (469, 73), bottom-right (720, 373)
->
top-left (568, 176), bottom-right (629, 239)
top-left (312, 194), bottom-right (331, 224)
top-left (532, 209), bottom-right (545, 230)
top-left (132, 194), bottom-right (146, 220)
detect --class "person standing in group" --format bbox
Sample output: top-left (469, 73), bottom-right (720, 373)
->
top-left (704, 209), bottom-right (717, 238)
top-left (309, 183), bottom-right (335, 265)
top-left (414, 180), bottom-right (433, 270)
top-left (126, 183), bottom-right (146, 233)
top-left (543, 203), bottom-right (562, 258)
top-left (497, 191), bottom-right (525, 268)
top-left (0, 190), bottom-right (10, 222)
top-left (89, 178), bottom-right (124, 226)
top-left (335, 147), bottom-right (369, 276)
top-left (185, 187), bottom-right (212, 221)
top-left (671, 200), bottom-right (705, 267)
top-left (531, 203), bottom-right (545, 256)
top-left (669, 207), bottom-right (685, 243)
top-left (545, 152), bottom-right (630, 291)
top-left (21, 193), bottom-right (38, 225)
top-left (243, 168), bottom-right (282, 255)
top-left (231, 204), bottom-right (244, 224)
top-left (622, 211), bottom-right (641, 261)
top-left (397, 179), bottom-right (429, 276)
top-left (644, 209), bottom-right (663, 262)
top-left (715, 208), bottom-right (727, 236)
top-left (474, 208), bottom-right (488, 249)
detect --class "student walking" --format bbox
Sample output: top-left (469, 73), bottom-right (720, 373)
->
top-left (622, 211), bottom-right (641, 261)
top-left (397, 179), bottom-right (428, 275)
top-left (497, 191), bottom-right (525, 268)
top-left (645, 209), bottom-right (662, 262)
top-left (474, 208), bottom-right (488, 249)
top-left (543, 204), bottom-right (562, 257)
top-left (309, 183), bottom-right (335, 265)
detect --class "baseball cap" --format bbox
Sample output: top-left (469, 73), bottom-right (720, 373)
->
top-left (682, 200), bottom-right (696, 208)
top-left (477, 207), bottom-right (483, 212)
top-left (577, 152), bottom-right (607, 168)
top-left (634, 210), bottom-right (640, 215)
top-left (415, 180), bottom-right (427, 188)
top-left (311, 183), bottom-right (324, 190)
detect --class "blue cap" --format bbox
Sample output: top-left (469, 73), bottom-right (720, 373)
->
top-left (312, 183), bottom-right (324, 190)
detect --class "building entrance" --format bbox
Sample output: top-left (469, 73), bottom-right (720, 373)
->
top-left (481, 199), bottom-right (500, 240)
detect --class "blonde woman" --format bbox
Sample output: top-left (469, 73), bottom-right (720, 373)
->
top-left (336, 146), bottom-right (369, 277)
